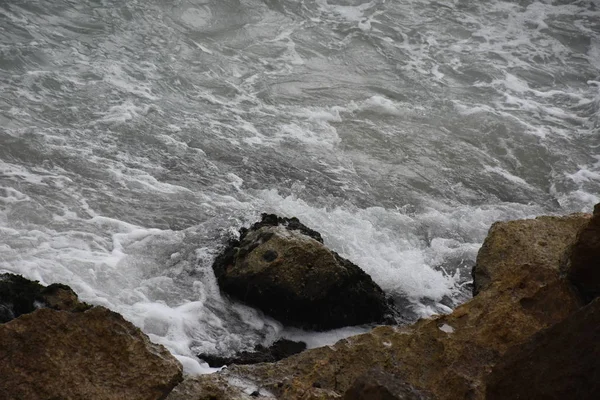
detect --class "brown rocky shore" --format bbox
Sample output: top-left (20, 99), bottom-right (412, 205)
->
top-left (2, 206), bottom-right (599, 399)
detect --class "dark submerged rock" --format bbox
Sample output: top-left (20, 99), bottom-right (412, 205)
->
top-left (562, 203), bottom-right (600, 303)
top-left (0, 273), bottom-right (90, 323)
top-left (199, 338), bottom-right (307, 367)
top-left (485, 297), bottom-right (600, 400)
top-left (212, 214), bottom-right (394, 330)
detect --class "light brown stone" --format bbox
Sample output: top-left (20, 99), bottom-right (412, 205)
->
top-left (472, 214), bottom-right (590, 295)
top-left (0, 306), bottom-right (183, 400)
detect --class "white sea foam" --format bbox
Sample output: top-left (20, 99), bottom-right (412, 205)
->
top-left (1, 0), bottom-right (598, 378)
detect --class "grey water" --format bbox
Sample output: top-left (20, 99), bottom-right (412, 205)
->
top-left (1, 0), bottom-right (598, 373)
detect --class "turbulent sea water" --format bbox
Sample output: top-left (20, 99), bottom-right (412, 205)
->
top-left (1, 0), bottom-right (599, 373)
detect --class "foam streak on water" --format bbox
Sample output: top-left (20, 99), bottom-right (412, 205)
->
top-left (1, 0), bottom-right (599, 373)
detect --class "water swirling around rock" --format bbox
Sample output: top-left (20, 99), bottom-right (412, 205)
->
top-left (0, 0), bottom-right (599, 373)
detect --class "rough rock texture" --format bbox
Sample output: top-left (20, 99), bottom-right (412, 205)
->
top-left (472, 214), bottom-right (590, 296)
top-left (0, 273), bottom-right (90, 323)
top-left (177, 213), bottom-right (585, 400)
top-left (562, 203), bottom-right (600, 303)
top-left (212, 214), bottom-right (394, 330)
top-left (166, 374), bottom-right (272, 400)
top-left (486, 297), bottom-right (600, 400)
top-left (343, 369), bottom-right (430, 400)
top-left (0, 306), bottom-right (183, 400)
top-left (199, 338), bottom-right (307, 367)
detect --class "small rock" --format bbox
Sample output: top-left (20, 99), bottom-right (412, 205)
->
top-left (212, 214), bottom-right (394, 330)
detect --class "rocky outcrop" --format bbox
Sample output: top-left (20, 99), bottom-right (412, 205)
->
top-left (562, 203), bottom-right (600, 303)
top-left (212, 214), bottom-right (394, 330)
top-left (471, 214), bottom-right (590, 296)
top-left (343, 369), bottom-right (430, 400)
top-left (172, 213), bottom-right (587, 400)
top-left (485, 297), bottom-right (600, 400)
top-left (198, 338), bottom-right (307, 367)
top-left (0, 306), bottom-right (183, 400)
top-left (166, 374), bottom-right (264, 400)
top-left (0, 273), bottom-right (90, 323)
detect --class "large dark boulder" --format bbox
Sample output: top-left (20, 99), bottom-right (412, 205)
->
top-left (0, 273), bottom-right (90, 323)
top-left (212, 214), bottom-right (394, 330)
top-left (562, 203), bottom-right (600, 303)
top-left (485, 297), bottom-right (600, 400)
top-left (0, 306), bottom-right (183, 400)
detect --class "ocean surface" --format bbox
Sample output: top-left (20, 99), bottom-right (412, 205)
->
top-left (1, 0), bottom-right (598, 373)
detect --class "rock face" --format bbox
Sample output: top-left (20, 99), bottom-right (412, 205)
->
top-left (0, 273), bottom-right (90, 323)
top-left (485, 297), bottom-right (600, 400)
top-left (166, 375), bottom-right (263, 400)
top-left (180, 213), bottom-right (586, 400)
top-left (0, 306), bottom-right (183, 400)
top-left (471, 214), bottom-right (590, 296)
top-left (563, 203), bottom-right (600, 303)
top-left (198, 338), bottom-right (307, 367)
top-left (212, 214), bottom-right (394, 330)
top-left (343, 369), bottom-right (430, 400)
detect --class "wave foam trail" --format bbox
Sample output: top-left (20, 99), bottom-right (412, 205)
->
top-left (1, 0), bottom-right (599, 375)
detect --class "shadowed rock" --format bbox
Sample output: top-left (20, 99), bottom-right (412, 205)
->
top-left (212, 213), bottom-right (394, 330)
top-left (486, 297), bottom-right (600, 400)
top-left (562, 203), bottom-right (600, 303)
top-left (199, 338), bottom-right (307, 367)
top-left (0, 273), bottom-right (91, 323)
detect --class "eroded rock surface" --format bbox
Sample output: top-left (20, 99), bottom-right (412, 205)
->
top-left (471, 214), bottom-right (590, 296)
top-left (343, 369), bottom-right (430, 400)
top-left (486, 297), bottom-right (600, 400)
top-left (179, 213), bottom-right (586, 400)
top-left (0, 306), bottom-right (183, 400)
top-left (212, 214), bottom-right (394, 330)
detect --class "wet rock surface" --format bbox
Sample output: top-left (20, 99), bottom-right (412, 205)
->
top-left (485, 297), bottom-right (600, 400)
top-left (0, 273), bottom-right (91, 323)
top-left (212, 213), bottom-right (394, 330)
top-left (343, 369), bottom-right (431, 400)
top-left (0, 306), bottom-right (183, 400)
top-left (198, 338), bottom-right (307, 367)
top-left (563, 203), bottom-right (600, 303)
